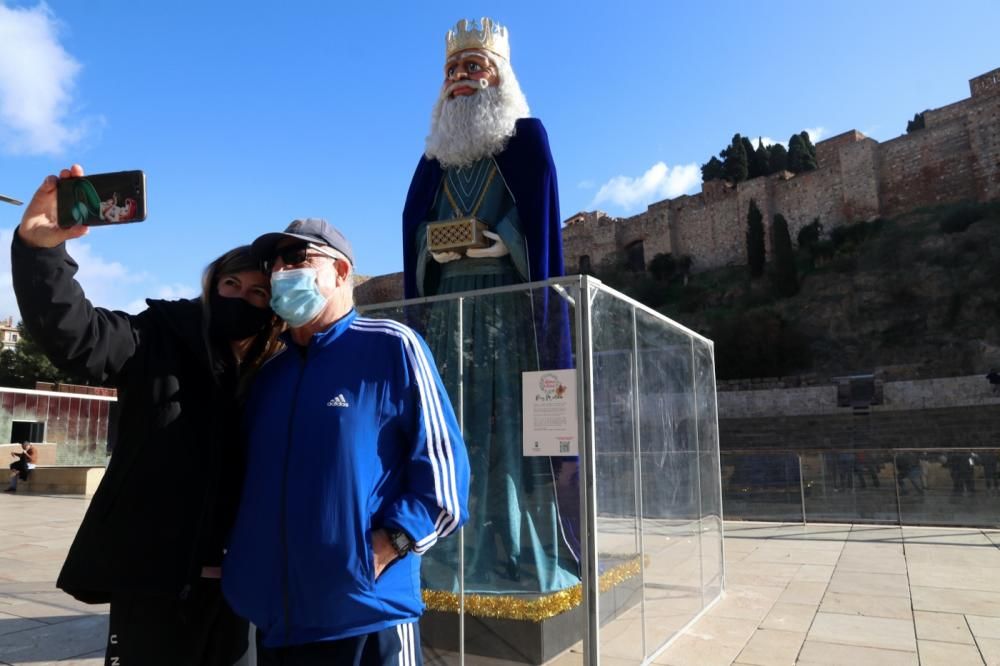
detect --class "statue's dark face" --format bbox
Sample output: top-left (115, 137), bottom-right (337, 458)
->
top-left (442, 50), bottom-right (499, 98)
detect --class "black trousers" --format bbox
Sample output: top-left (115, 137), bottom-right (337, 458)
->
top-left (257, 621), bottom-right (422, 666)
top-left (105, 579), bottom-right (248, 666)
top-left (9, 459), bottom-right (30, 480)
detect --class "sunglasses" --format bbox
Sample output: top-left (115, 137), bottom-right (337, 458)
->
top-left (262, 243), bottom-right (344, 273)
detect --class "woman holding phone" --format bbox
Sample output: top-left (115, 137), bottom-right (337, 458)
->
top-left (12, 164), bottom-right (283, 666)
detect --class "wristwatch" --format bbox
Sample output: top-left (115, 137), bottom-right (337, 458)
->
top-left (387, 529), bottom-right (413, 557)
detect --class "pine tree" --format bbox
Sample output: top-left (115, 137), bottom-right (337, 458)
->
top-left (746, 199), bottom-right (766, 278)
top-left (770, 214), bottom-right (799, 296)
top-left (701, 156), bottom-right (725, 183)
top-left (724, 133), bottom-right (749, 183)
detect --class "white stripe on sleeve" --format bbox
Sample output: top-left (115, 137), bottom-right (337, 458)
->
top-left (351, 319), bottom-right (462, 543)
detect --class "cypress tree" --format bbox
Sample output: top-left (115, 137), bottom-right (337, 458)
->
top-left (906, 112), bottom-right (926, 133)
top-left (701, 156), bottom-right (725, 183)
top-left (770, 214), bottom-right (799, 296)
top-left (724, 133), bottom-right (749, 183)
top-left (742, 136), bottom-right (760, 178)
top-left (754, 139), bottom-right (771, 176)
top-left (746, 199), bottom-right (766, 278)
top-left (787, 133), bottom-right (807, 173)
top-left (798, 131), bottom-right (818, 171)
top-left (768, 143), bottom-right (788, 173)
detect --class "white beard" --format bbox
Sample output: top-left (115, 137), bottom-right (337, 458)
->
top-left (424, 60), bottom-right (530, 169)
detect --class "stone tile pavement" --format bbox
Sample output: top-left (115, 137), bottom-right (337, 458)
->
top-left (649, 522), bottom-right (1000, 666)
top-left (2, 494), bottom-right (999, 665)
top-left (0, 494), bottom-right (106, 666)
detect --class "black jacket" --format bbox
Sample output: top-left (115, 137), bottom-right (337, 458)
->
top-left (12, 232), bottom-right (244, 603)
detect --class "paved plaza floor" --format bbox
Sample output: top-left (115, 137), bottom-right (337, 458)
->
top-left (1, 494), bottom-right (999, 665)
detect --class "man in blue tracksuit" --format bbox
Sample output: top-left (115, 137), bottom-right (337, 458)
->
top-left (223, 218), bottom-right (470, 665)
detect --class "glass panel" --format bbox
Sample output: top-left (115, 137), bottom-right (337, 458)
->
top-left (897, 449), bottom-right (1000, 527)
top-left (361, 300), bottom-right (464, 664)
top-left (366, 283), bottom-right (586, 664)
top-left (590, 288), bottom-right (643, 663)
top-left (722, 452), bottom-right (803, 522)
top-left (634, 305), bottom-right (703, 656)
top-left (801, 450), bottom-right (898, 523)
top-left (694, 339), bottom-right (724, 605)
top-left (362, 279), bottom-right (725, 663)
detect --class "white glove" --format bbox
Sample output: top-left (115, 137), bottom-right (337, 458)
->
top-left (466, 230), bottom-right (509, 258)
top-left (431, 250), bottom-right (462, 263)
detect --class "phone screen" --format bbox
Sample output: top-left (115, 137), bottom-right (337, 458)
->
top-left (56, 171), bottom-right (147, 228)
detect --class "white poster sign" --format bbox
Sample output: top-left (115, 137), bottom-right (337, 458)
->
top-left (522, 369), bottom-right (579, 457)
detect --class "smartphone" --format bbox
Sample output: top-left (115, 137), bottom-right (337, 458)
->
top-left (57, 170), bottom-right (147, 229)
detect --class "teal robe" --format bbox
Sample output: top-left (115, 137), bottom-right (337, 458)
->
top-left (415, 158), bottom-right (579, 594)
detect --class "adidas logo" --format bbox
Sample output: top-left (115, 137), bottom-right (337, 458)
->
top-left (327, 394), bottom-right (349, 408)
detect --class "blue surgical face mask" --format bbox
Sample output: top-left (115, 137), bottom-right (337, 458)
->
top-left (269, 268), bottom-right (327, 328)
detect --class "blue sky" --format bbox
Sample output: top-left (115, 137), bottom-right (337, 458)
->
top-left (0, 0), bottom-right (997, 318)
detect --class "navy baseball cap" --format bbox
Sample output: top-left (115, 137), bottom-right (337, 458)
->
top-left (252, 218), bottom-right (355, 266)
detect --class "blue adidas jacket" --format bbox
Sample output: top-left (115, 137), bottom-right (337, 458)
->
top-left (222, 310), bottom-right (469, 647)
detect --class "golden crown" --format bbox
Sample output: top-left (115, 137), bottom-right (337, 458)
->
top-left (445, 18), bottom-right (510, 62)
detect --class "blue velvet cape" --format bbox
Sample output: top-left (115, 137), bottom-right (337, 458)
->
top-left (402, 118), bottom-right (565, 298)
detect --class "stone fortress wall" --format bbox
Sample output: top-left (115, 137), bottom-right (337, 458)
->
top-left (561, 67), bottom-right (1000, 275)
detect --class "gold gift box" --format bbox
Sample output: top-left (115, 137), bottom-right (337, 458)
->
top-left (427, 217), bottom-right (489, 253)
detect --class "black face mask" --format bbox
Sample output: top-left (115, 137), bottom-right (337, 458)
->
top-left (209, 293), bottom-right (273, 341)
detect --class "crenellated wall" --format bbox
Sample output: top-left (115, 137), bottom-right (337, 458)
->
top-left (563, 67), bottom-right (1000, 274)
top-left (876, 118), bottom-right (978, 216)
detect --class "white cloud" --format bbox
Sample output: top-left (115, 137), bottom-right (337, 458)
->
top-left (590, 162), bottom-right (700, 213)
top-left (0, 228), bottom-right (197, 323)
top-left (749, 127), bottom-right (826, 150)
top-left (68, 241), bottom-right (198, 313)
top-left (752, 136), bottom-right (781, 148)
top-left (71, 242), bottom-right (141, 284)
top-left (804, 126), bottom-right (826, 143)
top-left (124, 283), bottom-right (199, 315)
top-left (0, 3), bottom-right (87, 155)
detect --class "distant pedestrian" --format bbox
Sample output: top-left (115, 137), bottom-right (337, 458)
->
top-left (946, 452), bottom-right (977, 496)
top-left (981, 451), bottom-right (998, 497)
top-left (987, 369), bottom-right (1000, 395)
top-left (5, 441), bottom-right (36, 492)
top-left (895, 452), bottom-right (924, 495)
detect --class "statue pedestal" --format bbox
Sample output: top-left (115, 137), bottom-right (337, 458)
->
top-left (421, 561), bottom-right (642, 664)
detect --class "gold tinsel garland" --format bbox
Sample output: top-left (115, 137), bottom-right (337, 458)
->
top-left (422, 556), bottom-right (642, 622)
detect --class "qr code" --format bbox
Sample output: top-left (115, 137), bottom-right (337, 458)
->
top-left (559, 442), bottom-right (570, 453)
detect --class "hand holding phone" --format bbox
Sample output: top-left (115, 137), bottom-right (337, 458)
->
top-left (17, 165), bottom-right (90, 250)
top-left (56, 170), bottom-right (146, 229)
